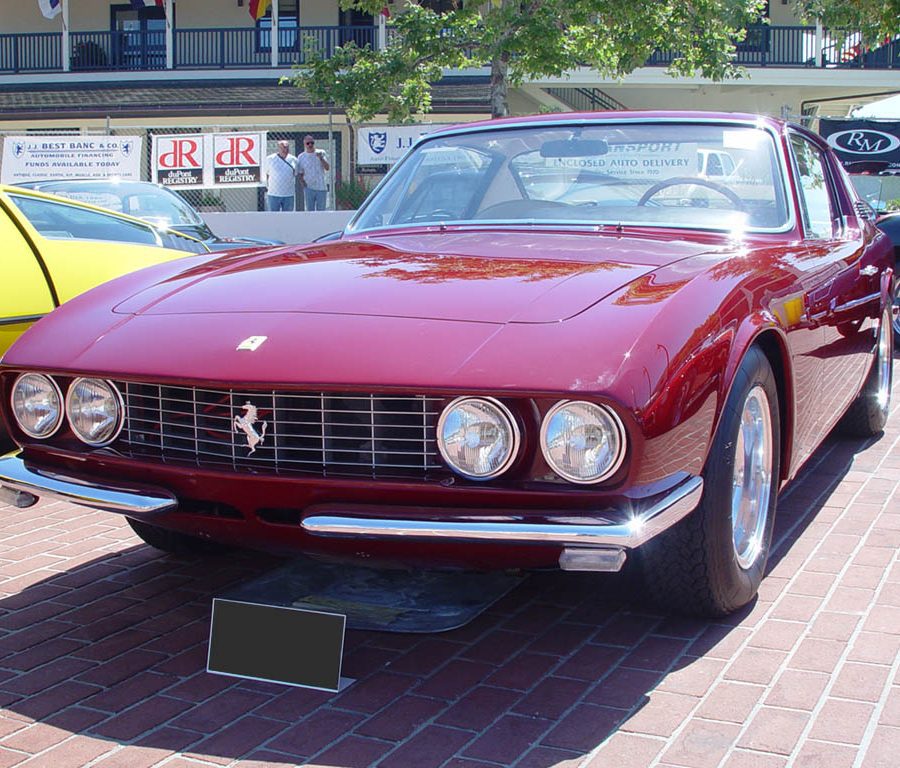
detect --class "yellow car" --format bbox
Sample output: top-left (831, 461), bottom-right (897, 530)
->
top-left (1, 184), bottom-right (208, 357)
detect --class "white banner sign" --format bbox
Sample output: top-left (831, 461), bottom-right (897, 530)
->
top-left (154, 133), bottom-right (205, 188)
top-left (358, 125), bottom-right (449, 165)
top-left (211, 132), bottom-right (265, 187)
top-left (548, 142), bottom-right (698, 181)
top-left (154, 132), bottom-right (266, 189)
top-left (1, 136), bottom-right (142, 183)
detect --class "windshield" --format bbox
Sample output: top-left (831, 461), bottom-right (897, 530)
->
top-left (28, 182), bottom-right (205, 228)
top-left (349, 121), bottom-right (789, 234)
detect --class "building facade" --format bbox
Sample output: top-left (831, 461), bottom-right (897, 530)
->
top-left (1, 0), bottom-right (897, 210)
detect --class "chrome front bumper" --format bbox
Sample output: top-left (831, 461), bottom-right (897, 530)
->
top-left (301, 475), bottom-right (704, 550)
top-left (0, 454), bottom-right (177, 515)
top-left (0, 452), bottom-right (703, 567)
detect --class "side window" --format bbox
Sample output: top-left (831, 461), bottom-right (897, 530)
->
top-left (789, 135), bottom-right (837, 239)
top-left (7, 195), bottom-right (160, 247)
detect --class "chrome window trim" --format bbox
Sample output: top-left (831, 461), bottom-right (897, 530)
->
top-left (347, 116), bottom-right (797, 237)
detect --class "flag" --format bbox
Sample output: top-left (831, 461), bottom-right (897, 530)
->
top-left (129, 0), bottom-right (165, 8)
top-left (37, 0), bottom-right (61, 19)
top-left (248, 0), bottom-right (271, 21)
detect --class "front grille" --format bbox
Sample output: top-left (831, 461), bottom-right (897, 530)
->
top-left (113, 382), bottom-right (445, 479)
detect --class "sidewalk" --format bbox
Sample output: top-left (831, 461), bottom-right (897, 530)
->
top-left (0, 363), bottom-right (897, 768)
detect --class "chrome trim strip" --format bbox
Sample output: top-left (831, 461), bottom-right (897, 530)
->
top-left (807, 290), bottom-right (882, 323)
top-left (832, 291), bottom-right (882, 315)
top-left (0, 314), bottom-right (46, 327)
top-left (0, 455), bottom-right (177, 516)
top-left (302, 476), bottom-right (703, 548)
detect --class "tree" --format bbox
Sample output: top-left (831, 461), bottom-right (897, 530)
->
top-left (286, 0), bottom-right (769, 122)
top-left (793, 0), bottom-right (900, 47)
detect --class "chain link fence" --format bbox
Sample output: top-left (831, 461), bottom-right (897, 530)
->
top-left (0, 121), bottom-right (382, 212)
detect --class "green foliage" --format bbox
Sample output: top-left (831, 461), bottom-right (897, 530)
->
top-left (197, 191), bottom-right (224, 206)
top-left (285, 0), bottom-right (772, 121)
top-left (335, 175), bottom-right (374, 209)
top-left (793, 0), bottom-right (900, 47)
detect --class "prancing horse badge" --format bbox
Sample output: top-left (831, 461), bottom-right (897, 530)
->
top-left (234, 402), bottom-right (267, 455)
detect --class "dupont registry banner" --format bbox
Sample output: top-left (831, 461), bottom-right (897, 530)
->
top-left (154, 132), bottom-right (266, 188)
top-left (818, 119), bottom-right (900, 174)
top-left (1, 136), bottom-right (142, 183)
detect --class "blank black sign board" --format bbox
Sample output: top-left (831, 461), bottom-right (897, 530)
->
top-left (207, 598), bottom-right (346, 692)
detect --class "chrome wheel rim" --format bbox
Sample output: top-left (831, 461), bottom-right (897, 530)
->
top-left (876, 307), bottom-right (892, 414)
top-left (731, 384), bottom-right (774, 570)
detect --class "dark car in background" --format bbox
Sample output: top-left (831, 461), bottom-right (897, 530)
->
top-left (848, 174), bottom-right (900, 344)
top-left (876, 211), bottom-right (900, 344)
top-left (18, 179), bottom-right (282, 252)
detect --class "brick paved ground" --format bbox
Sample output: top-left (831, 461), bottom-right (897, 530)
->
top-left (0, 363), bottom-right (897, 767)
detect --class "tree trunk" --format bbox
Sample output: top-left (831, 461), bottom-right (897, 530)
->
top-left (490, 51), bottom-right (510, 119)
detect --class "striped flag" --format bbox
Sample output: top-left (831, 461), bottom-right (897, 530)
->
top-left (248, 0), bottom-right (271, 21)
top-left (37, 0), bottom-right (61, 19)
top-left (129, 0), bottom-right (165, 8)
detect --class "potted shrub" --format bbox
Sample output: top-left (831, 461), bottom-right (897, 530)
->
top-left (334, 176), bottom-right (373, 210)
top-left (196, 192), bottom-right (225, 213)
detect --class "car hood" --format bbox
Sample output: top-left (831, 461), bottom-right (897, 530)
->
top-left (113, 230), bottom-right (716, 324)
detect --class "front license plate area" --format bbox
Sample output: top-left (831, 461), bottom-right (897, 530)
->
top-left (207, 598), bottom-right (348, 692)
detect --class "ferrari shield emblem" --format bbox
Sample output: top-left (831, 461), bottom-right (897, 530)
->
top-left (237, 335), bottom-right (267, 351)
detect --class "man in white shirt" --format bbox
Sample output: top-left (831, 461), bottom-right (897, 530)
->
top-left (297, 135), bottom-right (330, 211)
top-left (264, 140), bottom-right (298, 212)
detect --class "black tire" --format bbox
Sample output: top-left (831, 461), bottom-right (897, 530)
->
top-left (127, 518), bottom-right (225, 555)
top-left (641, 346), bottom-right (780, 617)
top-left (840, 306), bottom-right (893, 438)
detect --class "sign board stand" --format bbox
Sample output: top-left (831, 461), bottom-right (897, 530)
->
top-left (207, 598), bottom-right (353, 693)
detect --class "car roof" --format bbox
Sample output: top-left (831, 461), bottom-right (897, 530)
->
top-left (427, 110), bottom-right (787, 138)
top-left (0, 184), bottom-right (208, 247)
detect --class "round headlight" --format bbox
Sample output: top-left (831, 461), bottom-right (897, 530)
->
top-left (437, 397), bottom-right (519, 480)
top-left (10, 373), bottom-right (63, 439)
top-left (541, 400), bottom-right (626, 484)
top-left (66, 378), bottom-right (123, 446)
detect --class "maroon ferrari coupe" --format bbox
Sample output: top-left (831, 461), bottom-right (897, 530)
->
top-left (0, 112), bottom-right (893, 617)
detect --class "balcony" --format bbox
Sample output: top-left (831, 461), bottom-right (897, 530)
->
top-left (0, 25), bottom-right (896, 76)
top-left (0, 25), bottom-right (378, 74)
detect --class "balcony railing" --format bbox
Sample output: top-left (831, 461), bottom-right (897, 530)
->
top-left (647, 25), bottom-right (899, 69)
top-left (0, 25), bottom-right (896, 75)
